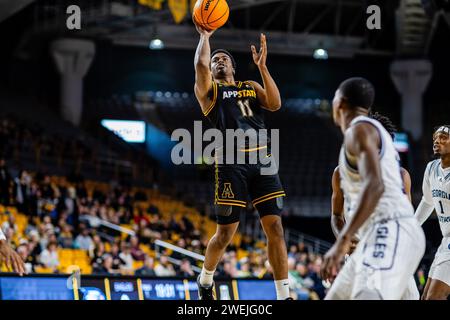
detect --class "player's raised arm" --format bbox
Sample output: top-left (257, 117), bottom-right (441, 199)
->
top-left (331, 167), bottom-right (345, 238)
top-left (415, 163), bottom-right (435, 225)
top-left (248, 34), bottom-right (281, 111)
top-left (193, 22), bottom-right (215, 114)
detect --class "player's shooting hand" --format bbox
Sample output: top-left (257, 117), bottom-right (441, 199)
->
top-left (320, 235), bottom-right (351, 281)
top-left (251, 33), bottom-right (267, 68)
top-left (0, 240), bottom-right (26, 276)
top-left (193, 18), bottom-right (215, 37)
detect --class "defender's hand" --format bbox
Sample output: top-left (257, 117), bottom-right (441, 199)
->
top-left (320, 236), bottom-right (351, 281)
top-left (251, 33), bottom-right (267, 68)
top-left (0, 240), bottom-right (26, 276)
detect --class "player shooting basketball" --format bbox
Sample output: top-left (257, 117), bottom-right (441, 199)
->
top-left (192, 21), bottom-right (290, 300)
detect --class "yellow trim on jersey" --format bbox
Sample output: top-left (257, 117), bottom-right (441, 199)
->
top-left (253, 193), bottom-right (286, 206)
top-left (244, 81), bottom-right (255, 90)
top-left (252, 191), bottom-right (285, 205)
top-left (216, 198), bottom-right (246, 204)
top-left (215, 200), bottom-right (247, 208)
top-left (203, 81), bottom-right (218, 117)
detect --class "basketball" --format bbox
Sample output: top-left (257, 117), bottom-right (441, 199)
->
top-left (193, 0), bottom-right (229, 31)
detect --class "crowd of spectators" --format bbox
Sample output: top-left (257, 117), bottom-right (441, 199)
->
top-left (0, 154), bottom-right (337, 299)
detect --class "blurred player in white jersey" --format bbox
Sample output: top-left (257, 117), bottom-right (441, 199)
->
top-left (321, 77), bottom-right (425, 300)
top-left (330, 111), bottom-right (420, 299)
top-left (415, 125), bottom-right (450, 300)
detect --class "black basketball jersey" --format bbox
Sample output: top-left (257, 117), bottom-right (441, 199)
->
top-left (203, 80), bottom-right (269, 153)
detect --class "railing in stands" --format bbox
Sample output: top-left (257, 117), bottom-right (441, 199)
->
top-left (79, 215), bottom-right (136, 236)
top-left (284, 228), bottom-right (333, 255)
top-left (238, 210), bottom-right (333, 255)
top-left (154, 240), bottom-right (204, 274)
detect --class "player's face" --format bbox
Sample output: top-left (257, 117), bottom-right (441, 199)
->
top-left (433, 131), bottom-right (450, 157)
top-left (332, 89), bottom-right (344, 126)
top-left (211, 53), bottom-right (234, 79)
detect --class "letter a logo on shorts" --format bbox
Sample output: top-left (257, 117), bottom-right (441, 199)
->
top-left (222, 183), bottom-right (235, 199)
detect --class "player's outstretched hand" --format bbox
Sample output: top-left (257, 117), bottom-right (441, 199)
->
top-left (320, 236), bottom-right (351, 281)
top-left (193, 18), bottom-right (215, 38)
top-left (0, 240), bottom-right (26, 276)
top-left (251, 33), bottom-right (267, 68)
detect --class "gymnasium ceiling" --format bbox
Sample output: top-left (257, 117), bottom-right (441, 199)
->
top-left (2, 0), bottom-right (449, 59)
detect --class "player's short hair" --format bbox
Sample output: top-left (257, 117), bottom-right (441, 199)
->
top-left (338, 77), bottom-right (375, 110)
top-left (211, 49), bottom-right (236, 69)
top-left (368, 110), bottom-right (397, 139)
top-left (433, 125), bottom-right (450, 136)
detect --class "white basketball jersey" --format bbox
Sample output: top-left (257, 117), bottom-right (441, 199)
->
top-left (422, 159), bottom-right (450, 237)
top-left (338, 115), bottom-right (414, 236)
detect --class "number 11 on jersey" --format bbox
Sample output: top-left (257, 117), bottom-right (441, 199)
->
top-left (237, 100), bottom-right (253, 117)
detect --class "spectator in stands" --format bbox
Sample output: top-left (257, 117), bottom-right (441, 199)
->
top-left (288, 262), bottom-right (310, 300)
top-left (41, 175), bottom-right (55, 199)
top-left (17, 243), bottom-right (34, 273)
top-left (27, 230), bottom-right (41, 264)
top-left (58, 224), bottom-right (73, 248)
top-left (306, 257), bottom-right (326, 299)
top-left (119, 242), bottom-right (134, 272)
top-left (96, 254), bottom-right (120, 275)
top-left (178, 258), bottom-right (195, 278)
top-left (236, 259), bottom-right (252, 278)
top-left (14, 170), bottom-right (32, 215)
top-left (110, 242), bottom-right (125, 271)
top-left (220, 260), bottom-right (238, 278)
top-left (129, 236), bottom-right (145, 261)
top-left (154, 255), bottom-right (176, 277)
top-left (133, 208), bottom-right (150, 226)
top-left (298, 242), bottom-right (309, 254)
top-left (261, 260), bottom-right (274, 279)
top-left (74, 227), bottom-right (94, 250)
top-left (0, 158), bottom-right (12, 205)
top-left (135, 256), bottom-right (156, 277)
top-left (2, 213), bottom-right (18, 235)
top-left (91, 242), bottom-right (106, 273)
top-left (41, 215), bottom-right (55, 235)
top-left (39, 232), bottom-right (57, 252)
top-left (288, 245), bottom-right (298, 259)
top-left (39, 242), bottom-right (59, 272)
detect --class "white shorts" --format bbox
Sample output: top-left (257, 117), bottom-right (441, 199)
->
top-left (325, 217), bottom-right (425, 300)
top-left (428, 238), bottom-right (450, 286)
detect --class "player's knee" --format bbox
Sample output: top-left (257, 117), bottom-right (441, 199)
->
top-left (264, 218), bottom-right (285, 240)
top-left (214, 228), bottom-right (234, 248)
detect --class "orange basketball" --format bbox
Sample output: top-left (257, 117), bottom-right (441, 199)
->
top-left (193, 0), bottom-right (229, 31)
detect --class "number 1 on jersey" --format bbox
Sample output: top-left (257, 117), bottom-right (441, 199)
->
top-left (237, 99), bottom-right (253, 117)
top-left (439, 200), bottom-right (445, 214)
